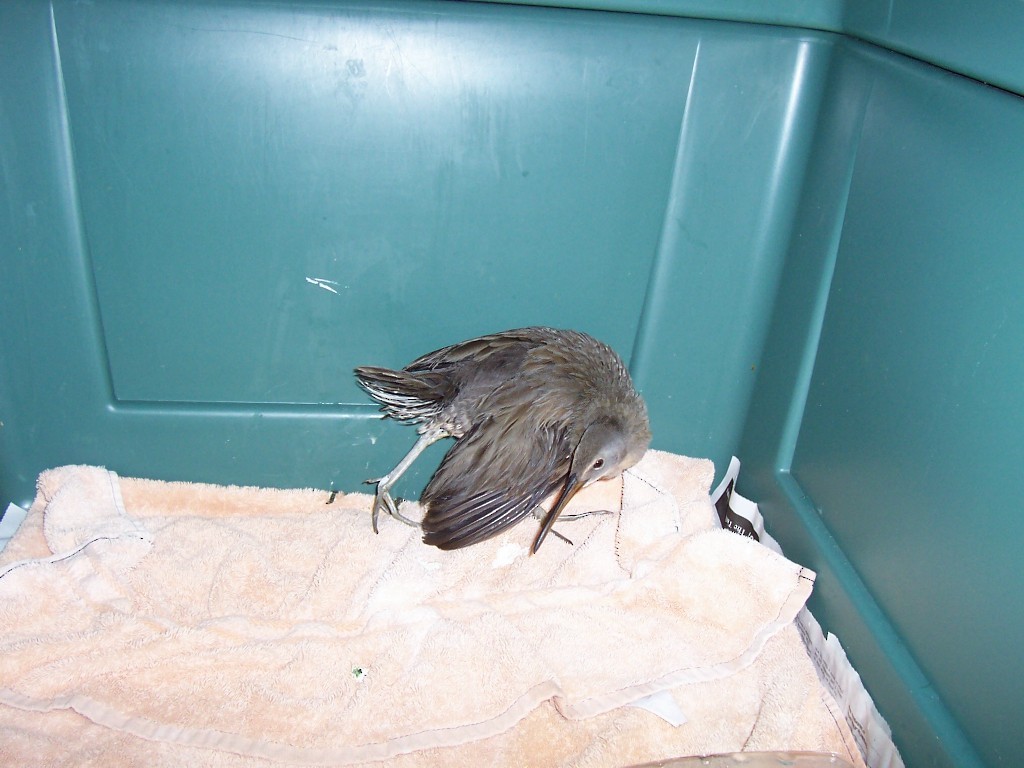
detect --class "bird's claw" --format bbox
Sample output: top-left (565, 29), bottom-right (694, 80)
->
top-left (549, 529), bottom-right (574, 546)
top-left (367, 480), bottom-right (418, 533)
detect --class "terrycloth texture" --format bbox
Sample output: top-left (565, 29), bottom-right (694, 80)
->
top-left (0, 451), bottom-right (864, 767)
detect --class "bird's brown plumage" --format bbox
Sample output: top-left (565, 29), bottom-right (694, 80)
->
top-left (354, 327), bottom-right (651, 551)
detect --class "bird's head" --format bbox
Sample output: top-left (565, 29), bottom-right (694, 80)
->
top-left (532, 410), bottom-right (651, 553)
top-left (569, 417), bottom-right (649, 486)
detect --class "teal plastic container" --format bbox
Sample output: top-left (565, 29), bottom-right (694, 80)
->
top-left (2, 2), bottom-right (1021, 765)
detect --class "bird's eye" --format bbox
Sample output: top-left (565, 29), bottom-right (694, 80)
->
top-left (592, 458), bottom-right (604, 469)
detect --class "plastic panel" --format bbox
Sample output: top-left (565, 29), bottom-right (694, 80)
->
top-left (482, 0), bottom-right (847, 31)
top-left (847, 0), bottom-right (1024, 98)
top-left (479, 1), bottom-right (1024, 97)
top-left (58, 0), bottom-right (685, 404)
top-left (791, 45), bottom-right (1024, 768)
top-left (740, 38), bottom-right (1022, 768)
top-left (1, 1), bottom-right (818, 507)
top-left (734, 43), bottom-right (975, 768)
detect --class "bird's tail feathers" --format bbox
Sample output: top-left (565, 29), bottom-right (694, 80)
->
top-left (354, 366), bottom-right (446, 423)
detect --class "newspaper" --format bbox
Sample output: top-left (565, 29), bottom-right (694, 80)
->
top-left (711, 458), bottom-right (904, 768)
top-left (710, 456), bottom-right (782, 555)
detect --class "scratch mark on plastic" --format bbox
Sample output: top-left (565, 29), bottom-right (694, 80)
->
top-left (180, 25), bottom-right (317, 44)
top-left (306, 277), bottom-right (340, 295)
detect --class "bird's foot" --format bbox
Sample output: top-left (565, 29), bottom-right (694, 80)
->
top-left (529, 506), bottom-right (575, 546)
top-left (529, 504), bottom-right (615, 524)
top-left (365, 478), bottom-right (419, 533)
top-left (557, 508), bottom-right (615, 522)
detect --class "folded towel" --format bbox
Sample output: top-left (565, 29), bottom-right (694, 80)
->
top-left (0, 451), bottom-right (861, 767)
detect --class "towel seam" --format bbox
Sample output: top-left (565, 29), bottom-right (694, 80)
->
top-left (559, 565), bottom-right (815, 720)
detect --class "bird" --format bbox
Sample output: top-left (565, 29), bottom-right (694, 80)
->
top-left (353, 326), bottom-right (651, 553)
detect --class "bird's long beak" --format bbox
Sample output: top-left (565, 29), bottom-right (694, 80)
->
top-left (532, 471), bottom-right (586, 554)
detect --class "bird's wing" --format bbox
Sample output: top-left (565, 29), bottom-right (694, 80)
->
top-left (404, 327), bottom-right (552, 374)
top-left (420, 415), bottom-right (570, 550)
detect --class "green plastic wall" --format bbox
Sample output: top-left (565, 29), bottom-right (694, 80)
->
top-left (2, 2), bottom-right (1021, 766)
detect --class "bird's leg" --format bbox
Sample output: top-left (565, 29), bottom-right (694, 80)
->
top-left (528, 506), bottom-right (615, 547)
top-left (529, 507), bottom-right (575, 546)
top-left (366, 426), bottom-right (447, 533)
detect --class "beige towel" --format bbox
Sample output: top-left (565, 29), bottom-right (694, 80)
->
top-left (0, 451), bottom-right (863, 767)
